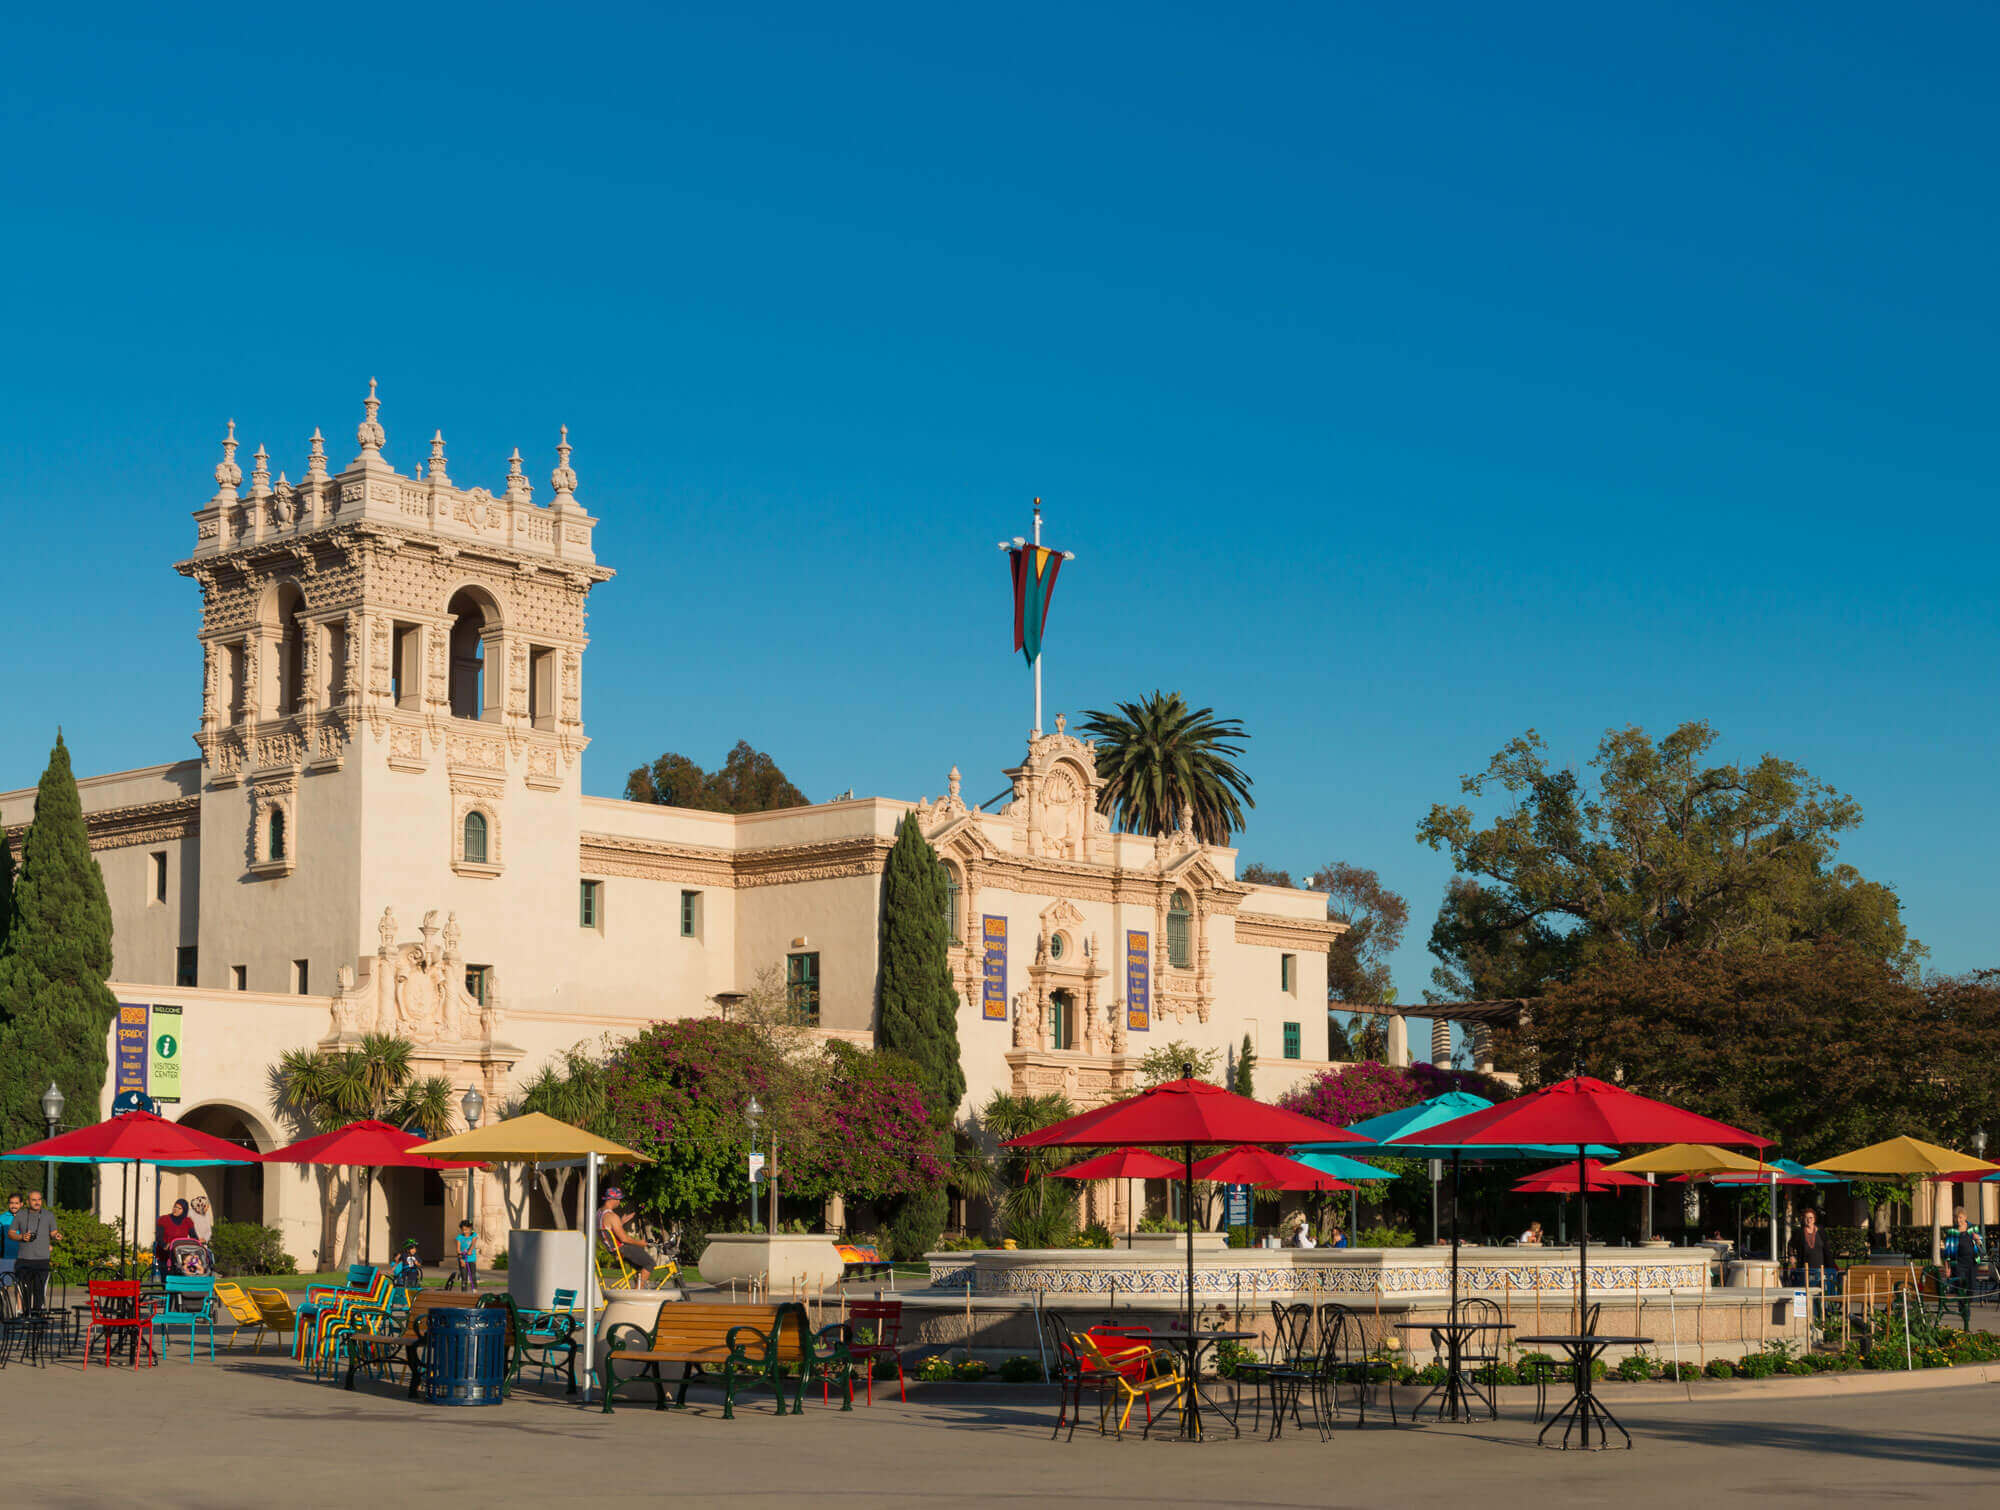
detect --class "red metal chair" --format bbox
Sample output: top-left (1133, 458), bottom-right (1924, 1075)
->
top-left (843, 1300), bottom-right (905, 1404)
top-left (85, 1280), bottom-right (158, 1368)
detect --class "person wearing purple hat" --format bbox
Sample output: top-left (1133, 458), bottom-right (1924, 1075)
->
top-left (596, 1187), bottom-right (655, 1274)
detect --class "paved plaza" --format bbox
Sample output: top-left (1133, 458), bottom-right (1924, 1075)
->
top-left (4, 1350), bottom-right (1996, 1509)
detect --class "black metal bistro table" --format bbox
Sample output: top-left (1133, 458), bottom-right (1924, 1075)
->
top-left (1393, 1318), bottom-right (1514, 1423)
top-left (1515, 1334), bottom-right (1651, 1450)
top-left (1148, 1328), bottom-right (1259, 1441)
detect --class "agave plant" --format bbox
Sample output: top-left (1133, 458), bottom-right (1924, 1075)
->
top-left (1079, 691), bottom-right (1253, 846)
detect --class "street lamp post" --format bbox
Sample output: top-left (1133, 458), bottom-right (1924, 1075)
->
top-left (461, 1085), bottom-right (485, 1273)
top-left (40, 1083), bottom-right (64, 1205)
top-left (745, 1096), bottom-right (763, 1230)
top-left (1976, 1131), bottom-right (1991, 1231)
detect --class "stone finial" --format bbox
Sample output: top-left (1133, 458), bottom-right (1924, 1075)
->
top-left (1055, 712), bottom-right (1066, 736)
top-left (212, 419), bottom-right (243, 501)
top-left (505, 447), bottom-right (531, 503)
top-left (354, 377), bottom-right (386, 462)
top-left (948, 765), bottom-right (961, 801)
top-left (305, 427), bottom-right (328, 482)
top-left (550, 424), bottom-right (578, 503)
top-left (248, 443), bottom-right (272, 499)
top-left (273, 472), bottom-right (294, 522)
top-left (428, 429), bottom-right (450, 486)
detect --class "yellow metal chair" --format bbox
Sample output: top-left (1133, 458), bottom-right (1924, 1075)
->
top-left (213, 1281), bottom-right (270, 1352)
top-left (597, 1241), bottom-right (678, 1292)
top-left (247, 1288), bottom-right (300, 1354)
top-left (1069, 1328), bottom-right (1186, 1437)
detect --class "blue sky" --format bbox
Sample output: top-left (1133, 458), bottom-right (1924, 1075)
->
top-left (3, 3), bottom-right (1995, 1002)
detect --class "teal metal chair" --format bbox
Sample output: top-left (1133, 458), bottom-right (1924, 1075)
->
top-left (152, 1276), bottom-right (218, 1360)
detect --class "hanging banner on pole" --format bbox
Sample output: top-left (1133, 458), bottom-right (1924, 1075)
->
top-left (150, 1003), bottom-right (184, 1104)
top-left (116, 1003), bottom-right (150, 1099)
top-left (1125, 930), bottom-right (1151, 1032)
top-left (1008, 544), bottom-right (1065, 666)
top-left (982, 915), bottom-right (1009, 1021)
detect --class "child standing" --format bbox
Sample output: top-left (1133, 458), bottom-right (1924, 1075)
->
top-left (449, 1220), bottom-right (478, 1290)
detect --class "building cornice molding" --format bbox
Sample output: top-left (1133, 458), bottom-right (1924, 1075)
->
top-left (1232, 913), bottom-right (1346, 949)
top-left (6, 794), bottom-right (203, 852)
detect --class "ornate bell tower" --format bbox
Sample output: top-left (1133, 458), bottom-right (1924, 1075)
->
top-left (174, 380), bottom-right (614, 999)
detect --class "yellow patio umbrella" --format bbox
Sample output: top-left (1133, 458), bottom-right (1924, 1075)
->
top-left (1599, 1143), bottom-right (1770, 1176)
top-left (408, 1112), bottom-right (651, 1401)
top-left (1806, 1137), bottom-right (2000, 1266)
top-left (1602, 1144), bottom-right (1778, 1260)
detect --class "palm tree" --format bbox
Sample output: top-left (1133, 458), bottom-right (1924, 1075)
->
top-left (1079, 691), bottom-right (1253, 846)
top-left (271, 1034), bottom-right (457, 1267)
top-left (980, 1091), bottom-right (1080, 1246)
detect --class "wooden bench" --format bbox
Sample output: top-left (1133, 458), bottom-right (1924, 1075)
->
top-left (342, 1290), bottom-right (507, 1396)
top-left (598, 1301), bottom-right (852, 1419)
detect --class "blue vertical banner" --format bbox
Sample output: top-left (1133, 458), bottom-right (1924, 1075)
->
top-left (116, 1003), bottom-right (149, 1099)
top-left (1125, 930), bottom-right (1151, 1032)
top-left (982, 915), bottom-right (1009, 1021)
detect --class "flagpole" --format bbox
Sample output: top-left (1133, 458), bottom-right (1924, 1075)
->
top-left (1033, 500), bottom-right (1043, 736)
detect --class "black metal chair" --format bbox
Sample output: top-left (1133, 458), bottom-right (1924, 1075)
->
top-left (1319, 1303), bottom-right (1398, 1430)
top-left (1456, 1297), bottom-right (1504, 1418)
top-left (1531, 1301), bottom-right (1600, 1421)
top-left (1236, 1301), bottom-right (1316, 1437)
top-left (1037, 1307), bottom-right (1117, 1442)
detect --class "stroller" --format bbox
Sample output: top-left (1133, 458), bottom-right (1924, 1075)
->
top-left (165, 1237), bottom-right (213, 1278)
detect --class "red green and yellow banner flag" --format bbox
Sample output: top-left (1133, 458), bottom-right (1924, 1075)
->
top-left (1009, 544), bottom-right (1065, 665)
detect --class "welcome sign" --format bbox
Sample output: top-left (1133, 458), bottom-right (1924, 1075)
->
top-left (982, 916), bottom-right (1008, 1021)
top-left (150, 1003), bottom-right (184, 1104)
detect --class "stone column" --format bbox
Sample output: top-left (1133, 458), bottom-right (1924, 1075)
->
top-left (1431, 1017), bottom-right (1453, 1066)
top-left (1387, 1012), bottom-right (1410, 1068)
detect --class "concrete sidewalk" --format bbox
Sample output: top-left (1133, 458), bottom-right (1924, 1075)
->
top-left (3, 1349), bottom-right (1997, 1509)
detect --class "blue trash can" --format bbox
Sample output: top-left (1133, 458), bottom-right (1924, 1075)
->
top-left (424, 1306), bottom-right (508, 1406)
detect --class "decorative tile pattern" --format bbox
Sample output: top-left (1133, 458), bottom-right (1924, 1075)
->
top-left (925, 1252), bottom-right (1710, 1298)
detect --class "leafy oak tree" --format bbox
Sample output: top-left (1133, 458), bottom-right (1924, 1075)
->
top-left (1418, 722), bottom-right (1922, 999)
top-left (624, 740), bottom-right (808, 812)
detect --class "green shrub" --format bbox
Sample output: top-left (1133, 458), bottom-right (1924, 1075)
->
top-left (1615, 1354), bottom-right (1653, 1381)
top-left (1472, 1362), bottom-right (1520, 1386)
top-left (1414, 1362), bottom-right (1447, 1385)
top-left (1074, 1222), bottom-right (1114, 1250)
top-left (998, 1354), bottom-right (1044, 1383)
top-left (490, 1249), bottom-right (509, 1271)
top-left (1356, 1225), bottom-right (1417, 1248)
top-left (914, 1353), bottom-right (957, 1382)
top-left (1657, 1360), bottom-right (1698, 1381)
top-left (209, 1221), bottom-right (296, 1277)
top-left (1786, 1360), bottom-right (1813, 1375)
top-left (1212, 1340), bottom-right (1258, 1379)
top-left (1704, 1358), bottom-right (1735, 1379)
top-left (955, 1359), bottom-right (989, 1381)
top-left (871, 1354), bottom-right (901, 1380)
top-left (48, 1205), bottom-right (123, 1285)
top-left (1736, 1351), bottom-right (1778, 1379)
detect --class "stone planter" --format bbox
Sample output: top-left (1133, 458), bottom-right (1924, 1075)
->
top-left (699, 1233), bottom-right (846, 1291)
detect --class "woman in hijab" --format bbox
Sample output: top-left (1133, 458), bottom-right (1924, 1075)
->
top-left (154, 1198), bottom-right (196, 1278)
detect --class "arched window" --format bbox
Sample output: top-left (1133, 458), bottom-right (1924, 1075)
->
top-left (268, 806), bottom-right (286, 862)
top-left (277, 586), bottom-right (307, 716)
top-left (1167, 890), bottom-right (1193, 969)
top-left (448, 589), bottom-right (494, 721)
top-left (463, 810), bottom-right (489, 866)
top-left (1049, 989), bottom-right (1075, 1051)
top-left (941, 863), bottom-right (961, 937)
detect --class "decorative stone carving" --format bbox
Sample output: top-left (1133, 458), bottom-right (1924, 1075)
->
top-left (354, 377), bottom-right (386, 463)
top-left (1110, 999), bottom-right (1128, 1055)
top-left (1012, 989), bottom-right (1032, 1049)
top-left (212, 420), bottom-right (242, 502)
top-left (335, 905), bottom-right (491, 1045)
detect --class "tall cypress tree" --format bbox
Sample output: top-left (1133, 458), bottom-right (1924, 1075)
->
top-left (876, 814), bottom-right (964, 1256)
top-left (877, 814), bottom-right (965, 1117)
top-left (0, 733), bottom-right (117, 1194)
top-left (0, 821), bottom-right (15, 961)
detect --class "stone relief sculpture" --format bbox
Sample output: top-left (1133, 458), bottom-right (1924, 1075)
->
top-left (331, 905), bottom-right (493, 1045)
top-left (1011, 989), bottom-right (1033, 1050)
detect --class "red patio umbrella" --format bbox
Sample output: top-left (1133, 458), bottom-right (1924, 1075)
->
top-left (264, 1120), bottom-right (483, 1265)
top-left (1, 1110), bottom-right (262, 1277)
top-left (1407, 1077), bottom-right (1763, 1335)
top-left (1048, 1147), bottom-right (1186, 1243)
top-left (1192, 1144), bottom-right (1357, 1192)
top-left (1005, 1077), bottom-right (1362, 1435)
top-left (1513, 1159), bottom-right (1649, 1195)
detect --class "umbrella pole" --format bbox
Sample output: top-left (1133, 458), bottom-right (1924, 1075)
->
top-left (1577, 1145), bottom-right (1590, 1336)
top-left (1450, 1150), bottom-right (1461, 1323)
top-left (580, 1151), bottom-right (598, 1405)
top-left (1183, 1141), bottom-right (1195, 1439)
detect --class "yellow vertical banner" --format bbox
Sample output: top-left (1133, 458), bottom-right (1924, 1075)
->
top-left (982, 916), bottom-right (1008, 1021)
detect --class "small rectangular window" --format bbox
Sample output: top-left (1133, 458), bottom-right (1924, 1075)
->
top-left (786, 952), bottom-right (820, 1025)
top-left (231, 964), bottom-right (247, 991)
top-left (465, 965), bottom-right (491, 1005)
top-left (324, 623), bottom-right (348, 707)
top-left (292, 959), bottom-right (310, 994)
top-left (1280, 953), bottom-right (1296, 994)
top-left (227, 642), bottom-right (249, 724)
top-left (579, 880), bottom-right (600, 929)
top-left (393, 623), bottom-right (421, 710)
top-left (680, 890), bottom-right (700, 939)
top-left (1283, 1021), bottom-right (1301, 1060)
top-left (150, 851), bottom-right (168, 904)
top-left (175, 947), bottom-right (198, 988)
top-left (530, 646), bottom-right (556, 730)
